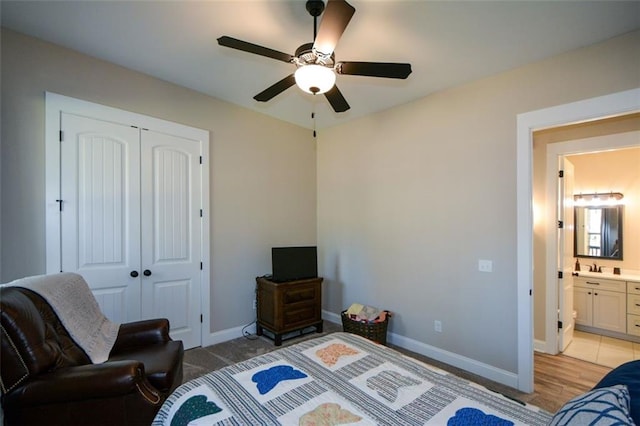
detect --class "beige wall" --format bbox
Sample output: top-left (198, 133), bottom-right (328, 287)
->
top-left (532, 116), bottom-right (640, 342)
top-left (318, 30), bottom-right (640, 374)
top-left (3, 22), bottom-right (639, 384)
top-left (0, 29), bottom-right (317, 333)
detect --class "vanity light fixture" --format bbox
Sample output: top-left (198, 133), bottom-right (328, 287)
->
top-left (574, 192), bottom-right (624, 206)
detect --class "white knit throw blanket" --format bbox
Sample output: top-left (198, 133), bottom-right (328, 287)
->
top-left (9, 272), bottom-right (120, 364)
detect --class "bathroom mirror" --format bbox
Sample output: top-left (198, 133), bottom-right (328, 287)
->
top-left (574, 205), bottom-right (623, 260)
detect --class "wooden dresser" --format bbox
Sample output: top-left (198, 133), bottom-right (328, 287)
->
top-left (256, 276), bottom-right (323, 345)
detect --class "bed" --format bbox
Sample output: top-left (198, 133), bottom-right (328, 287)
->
top-left (547, 359), bottom-right (640, 425)
top-left (153, 332), bottom-right (552, 425)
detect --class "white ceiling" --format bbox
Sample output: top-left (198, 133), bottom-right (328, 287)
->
top-left (2, 1), bottom-right (639, 130)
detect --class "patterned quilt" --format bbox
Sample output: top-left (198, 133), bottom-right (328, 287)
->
top-left (153, 332), bottom-right (552, 425)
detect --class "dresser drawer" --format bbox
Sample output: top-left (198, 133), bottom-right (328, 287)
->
top-left (284, 305), bottom-right (317, 325)
top-left (628, 315), bottom-right (640, 337)
top-left (574, 277), bottom-right (625, 293)
top-left (627, 282), bottom-right (640, 295)
top-left (283, 286), bottom-right (317, 304)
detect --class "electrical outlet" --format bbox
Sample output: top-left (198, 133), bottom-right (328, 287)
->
top-left (478, 259), bottom-right (493, 273)
top-left (434, 320), bottom-right (442, 333)
top-left (253, 299), bottom-right (257, 310)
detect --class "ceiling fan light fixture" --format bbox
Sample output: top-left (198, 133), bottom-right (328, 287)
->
top-left (217, 0), bottom-right (409, 112)
top-left (294, 64), bottom-right (336, 95)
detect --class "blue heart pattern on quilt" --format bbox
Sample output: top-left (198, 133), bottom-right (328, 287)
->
top-left (447, 407), bottom-right (514, 426)
top-left (366, 370), bottom-right (421, 402)
top-left (170, 395), bottom-right (222, 426)
top-left (252, 365), bottom-right (308, 395)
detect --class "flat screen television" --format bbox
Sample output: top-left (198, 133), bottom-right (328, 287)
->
top-left (271, 246), bottom-right (317, 282)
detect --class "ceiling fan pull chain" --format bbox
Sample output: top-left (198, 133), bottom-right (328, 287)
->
top-left (312, 103), bottom-right (317, 138)
top-left (312, 92), bottom-right (320, 138)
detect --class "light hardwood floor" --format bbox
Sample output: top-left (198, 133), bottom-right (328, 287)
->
top-left (529, 352), bottom-right (612, 413)
top-left (392, 346), bottom-right (613, 414)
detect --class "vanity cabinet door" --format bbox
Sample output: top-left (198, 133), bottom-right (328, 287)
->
top-left (574, 287), bottom-right (593, 326)
top-left (592, 289), bottom-right (627, 333)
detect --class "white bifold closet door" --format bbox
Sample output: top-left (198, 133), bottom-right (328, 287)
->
top-left (59, 112), bottom-right (202, 349)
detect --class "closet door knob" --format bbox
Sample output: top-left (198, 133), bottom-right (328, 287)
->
top-left (130, 271), bottom-right (139, 278)
top-left (143, 269), bottom-right (152, 277)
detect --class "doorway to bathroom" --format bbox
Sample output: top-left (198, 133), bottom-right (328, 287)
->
top-left (535, 115), bottom-right (640, 369)
top-left (517, 89), bottom-right (639, 393)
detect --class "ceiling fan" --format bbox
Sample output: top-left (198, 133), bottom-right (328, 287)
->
top-left (217, 0), bottom-right (412, 113)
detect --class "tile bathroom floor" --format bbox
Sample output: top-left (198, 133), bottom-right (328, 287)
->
top-left (562, 330), bottom-right (640, 368)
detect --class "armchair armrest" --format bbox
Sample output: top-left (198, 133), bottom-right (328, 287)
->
top-left (112, 318), bottom-right (171, 352)
top-left (6, 361), bottom-right (160, 406)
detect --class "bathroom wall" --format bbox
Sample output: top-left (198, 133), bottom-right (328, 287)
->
top-left (567, 146), bottom-right (640, 273)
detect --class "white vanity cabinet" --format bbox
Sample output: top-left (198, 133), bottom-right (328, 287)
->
top-left (574, 276), bottom-right (626, 333)
top-left (626, 281), bottom-right (640, 336)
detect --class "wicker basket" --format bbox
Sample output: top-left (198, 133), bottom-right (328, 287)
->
top-left (341, 310), bottom-right (390, 345)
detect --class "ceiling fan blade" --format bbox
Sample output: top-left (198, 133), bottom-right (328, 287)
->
top-left (312, 0), bottom-right (355, 57)
top-left (324, 85), bottom-right (350, 113)
top-left (337, 62), bottom-right (412, 79)
top-left (217, 36), bottom-right (293, 63)
top-left (253, 74), bottom-right (296, 102)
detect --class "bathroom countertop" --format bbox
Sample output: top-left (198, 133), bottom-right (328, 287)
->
top-left (574, 270), bottom-right (640, 282)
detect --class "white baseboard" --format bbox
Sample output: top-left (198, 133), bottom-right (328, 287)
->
top-left (203, 310), bottom-right (517, 389)
top-left (534, 339), bottom-right (548, 353)
top-left (323, 309), bottom-right (342, 324)
top-left (387, 333), bottom-right (519, 389)
top-left (325, 309), bottom-right (518, 389)
top-left (202, 322), bottom-right (257, 347)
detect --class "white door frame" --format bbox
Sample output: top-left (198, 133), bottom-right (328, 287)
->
top-left (516, 87), bottom-right (640, 392)
top-left (45, 92), bottom-right (211, 346)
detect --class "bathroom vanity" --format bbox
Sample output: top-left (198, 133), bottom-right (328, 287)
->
top-left (574, 271), bottom-right (640, 340)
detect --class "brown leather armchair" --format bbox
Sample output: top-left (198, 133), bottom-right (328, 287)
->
top-left (0, 286), bottom-right (184, 425)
